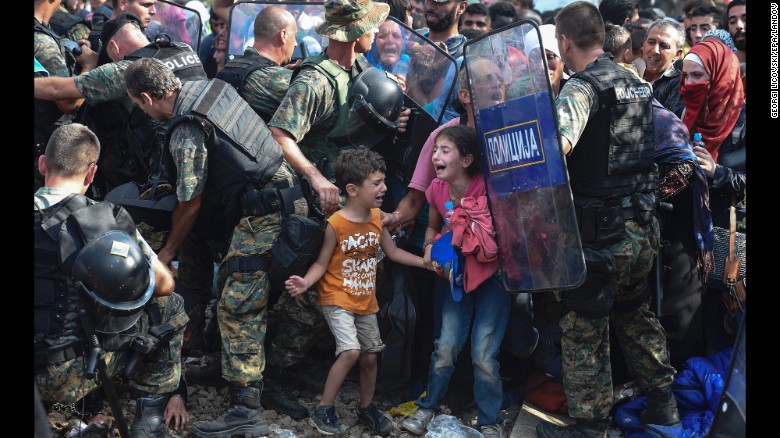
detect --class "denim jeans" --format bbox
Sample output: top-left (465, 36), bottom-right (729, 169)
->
top-left (417, 274), bottom-right (511, 426)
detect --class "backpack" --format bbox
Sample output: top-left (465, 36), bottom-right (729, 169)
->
top-left (268, 214), bottom-right (325, 289)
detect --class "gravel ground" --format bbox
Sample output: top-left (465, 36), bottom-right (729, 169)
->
top-left (47, 352), bottom-right (523, 438)
top-left (46, 295), bottom-right (523, 437)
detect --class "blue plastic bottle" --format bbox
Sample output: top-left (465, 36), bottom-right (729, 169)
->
top-left (692, 132), bottom-right (704, 148)
top-left (444, 201), bottom-right (455, 228)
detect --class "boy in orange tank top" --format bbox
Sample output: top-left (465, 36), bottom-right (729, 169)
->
top-left (285, 148), bottom-right (429, 435)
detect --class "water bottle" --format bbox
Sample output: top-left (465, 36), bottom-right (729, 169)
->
top-left (443, 201), bottom-right (455, 228)
top-left (392, 53), bottom-right (410, 79)
top-left (692, 132), bottom-right (705, 148)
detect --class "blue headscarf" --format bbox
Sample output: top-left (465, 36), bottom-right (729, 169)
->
top-left (652, 99), bottom-right (714, 279)
top-left (701, 29), bottom-right (737, 53)
top-left (366, 21), bottom-right (408, 73)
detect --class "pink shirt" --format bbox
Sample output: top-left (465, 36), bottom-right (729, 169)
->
top-left (425, 177), bottom-right (487, 224)
top-left (425, 176), bottom-right (499, 291)
top-left (408, 117), bottom-right (461, 192)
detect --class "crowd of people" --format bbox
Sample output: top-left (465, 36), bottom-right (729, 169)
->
top-left (35, 0), bottom-right (746, 437)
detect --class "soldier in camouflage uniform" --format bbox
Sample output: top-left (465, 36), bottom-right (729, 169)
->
top-left (34, 123), bottom-right (188, 438)
top-left (34, 0), bottom-right (95, 192)
top-left (35, 16), bottom-right (216, 359)
top-left (124, 57), bottom-right (309, 438)
top-left (180, 6), bottom-right (312, 419)
top-left (535, 3), bottom-right (680, 438)
top-left (263, 0), bottom-right (410, 404)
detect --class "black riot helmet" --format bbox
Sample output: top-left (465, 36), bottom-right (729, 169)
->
top-left (70, 230), bottom-right (155, 333)
top-left (345, 67), bottom-right (404, 149)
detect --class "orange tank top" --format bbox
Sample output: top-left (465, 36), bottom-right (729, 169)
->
top-left (318, 209), bottom-right (382, 315)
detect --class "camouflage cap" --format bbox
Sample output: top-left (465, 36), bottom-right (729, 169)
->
top-left (315, 0), bottom-right (390, 42)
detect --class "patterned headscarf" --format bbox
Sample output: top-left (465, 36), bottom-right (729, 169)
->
top-left (678, 40), bottom-right (744, 163)
top-left (701, 29), bottom-right (737, 53)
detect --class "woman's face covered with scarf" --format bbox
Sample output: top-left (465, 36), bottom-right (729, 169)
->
top-left (678, 39), bottom-right (744, 162)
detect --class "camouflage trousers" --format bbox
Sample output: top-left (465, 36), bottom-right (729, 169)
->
top-left (267, 285), bottom-right (328, 368)
top-left (559, 219), bottom-right (676, 420)
top-left (216, 162), bottom-right (308, 386)
top-left (35, 294), bottom-right (189, 405)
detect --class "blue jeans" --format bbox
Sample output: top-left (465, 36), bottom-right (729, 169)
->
top-left (417, 275), bottom-right (511, 426)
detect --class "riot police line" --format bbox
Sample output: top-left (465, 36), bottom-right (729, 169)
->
top-left (35, 2), bottom-right (589, 435)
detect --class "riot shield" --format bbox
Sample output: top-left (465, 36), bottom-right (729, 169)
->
top-left (145, 0), bottom-right (203, 53)
top-left (227, 1), bottom-right (327, 62)
top-left (366, 17), bottom-right (458, 185)
top-left (463, 21), bottom-right (585, 292)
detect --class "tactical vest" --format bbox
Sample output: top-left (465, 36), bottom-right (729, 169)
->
top-left (216, 52), bottom-right (277, 122)
top-left (85, 39), bottom-right (208, 196)
top-left (125, 36), bottom-right (207, 82)
top-left (34, 194), bottom-right (95, 368)
top-left (290, 54), bottom-right (368, 180)
top-left (164, 79), bottom-right (284, 227)
top-left (567, 55), bottom-right (655, 200)
top-left (34, 194), bottom-right (158, 371)
top-left (34, 19), bottom-right (74, 150)
top-left (49, 10), bottom-right (89, 39)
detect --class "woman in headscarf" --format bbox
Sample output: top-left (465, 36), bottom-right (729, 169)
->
top-left (680, 38), bottom-right (746, 355)
top-left (680, 39), bottom-right (745, 229)
top-left (367, 19), bottom-right (406, 71)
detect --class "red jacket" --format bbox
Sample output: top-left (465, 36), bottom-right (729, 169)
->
top-left (449, 195), bottom-right (499, 292)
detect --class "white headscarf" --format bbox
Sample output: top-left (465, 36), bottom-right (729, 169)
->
top-left (524, 24), bottom-right (560, 59)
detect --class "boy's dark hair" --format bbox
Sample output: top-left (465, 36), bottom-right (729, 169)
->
top-left (598, 0), bottom-right (638, 25)
top-left (464, 2), bottom-right (489, 17)
top-left (624, 21), bottom-right (647, 54)
top-left (489, 2), bottom-right (518, 25)
top-left (435, 125), bottom-right (482, 176)
top-left (604, 22), bottom-right (632, 55)
top-left (334, 147), bottom-right (387, 193)
top-left (688, 4), bottom-right (722, 27)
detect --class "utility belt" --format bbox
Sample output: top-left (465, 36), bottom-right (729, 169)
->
top-left (575, 192), bottom-right (655, 246)
top-left (239, 175), bottom-right (304, 219)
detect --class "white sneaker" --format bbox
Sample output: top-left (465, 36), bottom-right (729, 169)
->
top-left (401, 408), bottom-right (435, 435)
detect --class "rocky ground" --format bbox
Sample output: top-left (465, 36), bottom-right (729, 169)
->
top-left (47, 344), bottom-right (524, 438)
top-left (46, 291), bottom-right (524, 437)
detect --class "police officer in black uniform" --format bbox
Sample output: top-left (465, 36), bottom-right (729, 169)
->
top-left (535, 3), bottom-right (680, 438)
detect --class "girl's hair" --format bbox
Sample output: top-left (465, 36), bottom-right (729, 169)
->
top-left (435, 125), bottom-right (482, 176)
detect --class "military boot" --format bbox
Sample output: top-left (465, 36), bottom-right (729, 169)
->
top-left (189, 382), bottom-right (270, 438)
top-left (536, 418), bottom-right (609, 438)
top-left (130, 395), bottom-right (173, 438)
top-left (639, 386), bottom-right (681, 426)
top-left (261, 381), bottom-right (308, 419)
top-left (185, 361), bottom-right (228, 388)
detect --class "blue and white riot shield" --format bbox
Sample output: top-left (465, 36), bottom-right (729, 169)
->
top-left (227, 1), bottom-right (327, 62)
top-left (146, 0), bottom-right (204, 53)
top-left (463, 21), bottom-right (585, 292)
